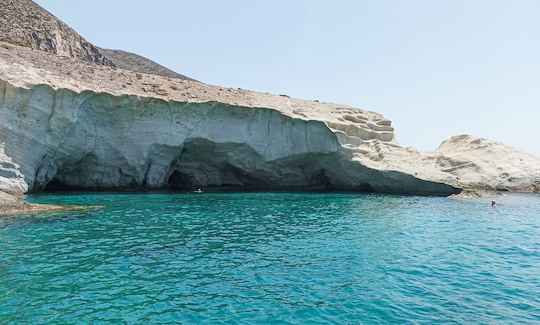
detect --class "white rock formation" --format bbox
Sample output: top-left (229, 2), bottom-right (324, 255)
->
top-left (0, 80), bottom-right (453, 195)
top-left (430, 135), bottom-right (540, 192)
top-left (0, 44), bottom-right (538, 196)
top-left (0, 143), bottom-right (27, 193)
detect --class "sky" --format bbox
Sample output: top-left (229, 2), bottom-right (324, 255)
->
top-left (35, 0), bottom-right (540, 156)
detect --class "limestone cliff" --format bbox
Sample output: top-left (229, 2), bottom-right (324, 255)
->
top-left (0, 0), bottom-right (539, 197)
top-left (0, 44), bottom-right (460, 195)
top-left (352, 135), bottom-right (540, 194)
top-left (1, 43), bottom-right (539, 196)
top-left (431, 135), bottom-right (540, 192)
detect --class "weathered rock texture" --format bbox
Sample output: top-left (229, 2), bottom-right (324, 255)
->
top-left (99, 48), bottom-right (194, 81)
top-left (432, 135), bottom-right (540, 192)
top-left (0, 1), bottom-right (538, 196)
top-left (0, 0), bottom-right (111, 65)
top-left (1, 43), bottom-right (539, 196)
top-left (0, 191), bottom-right (39, 216)
top-left (357, 135), bottom-right (540, 194)
top-left (0, 0), bottom-right (191, 79)
top-left (0, 44), bottom-right (460, 195)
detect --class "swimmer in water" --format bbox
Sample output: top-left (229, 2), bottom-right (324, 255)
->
top-left (491, 200), bottom-right (496, 206)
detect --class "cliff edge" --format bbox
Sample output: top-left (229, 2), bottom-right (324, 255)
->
top-left (0, 1), bottom-right (539, 200)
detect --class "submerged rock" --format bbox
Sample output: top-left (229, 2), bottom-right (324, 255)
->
top-left (0, 190), bottom-right (88, 216)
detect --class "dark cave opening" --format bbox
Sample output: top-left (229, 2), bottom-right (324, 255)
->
top-left (37, 139), bottom-right (377, 193)
top-left (43, 178), bottom-right (75, 192)
top-left (353, 182), bottom-right (374, 193)
top-left (167, 170), bottom-right (195, 190)
top-left (166, 167), bottom-right (272, 191)
top-left (165, 166), bottom-right (338, 192)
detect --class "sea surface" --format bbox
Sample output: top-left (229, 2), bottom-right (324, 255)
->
top-left (0, 192), bottom-right (539, 324)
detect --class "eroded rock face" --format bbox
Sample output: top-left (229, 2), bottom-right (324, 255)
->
top-left (0, 80), bottom-right (459, 195)
top-left (430, 135), bottom-right (540, 192)
top-left (0, 43), bottom-right (538, 196)
top-left (0, 143), bottom-right (27, 193)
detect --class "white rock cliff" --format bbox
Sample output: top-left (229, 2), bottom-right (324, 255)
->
top-left (1, 44), bottom-right (539, 196)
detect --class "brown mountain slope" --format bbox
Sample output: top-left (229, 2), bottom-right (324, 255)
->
top-left (100, 48), bottom-right (195, 81)
top-left (0, 0), bottom-right (112, 65)
top-left (0, 0), bottom-right (193, 80)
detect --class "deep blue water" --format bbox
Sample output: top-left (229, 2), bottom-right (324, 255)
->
top-left (0, 192), bottom-right (539, 324)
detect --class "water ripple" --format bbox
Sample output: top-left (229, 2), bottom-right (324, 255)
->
top-left (0, 192), bottom-right (539, 324)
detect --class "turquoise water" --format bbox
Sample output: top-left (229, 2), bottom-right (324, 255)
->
top-left (1, 193), bottom-right (539, 324)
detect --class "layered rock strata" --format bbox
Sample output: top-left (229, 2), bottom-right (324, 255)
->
top-left (0, 48), bottom-right (451, 194)
top-left (1, 44), bottom-right (539, 196)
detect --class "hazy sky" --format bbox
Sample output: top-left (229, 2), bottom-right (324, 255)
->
top-left (35, 0), bottom-right (540, 156)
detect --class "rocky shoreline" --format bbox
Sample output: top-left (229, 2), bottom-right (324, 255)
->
top-left (1, 0), bottom-right (539, 197)
top-left (0, 191), bottom-right (92, 217)
top-left (2, 188), bottom-right (536, 218)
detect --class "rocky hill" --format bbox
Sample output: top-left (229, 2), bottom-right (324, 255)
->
top-left (0, 0), bottom-right (191, 79)
top-left (0, 0), bottom-right (111, 65)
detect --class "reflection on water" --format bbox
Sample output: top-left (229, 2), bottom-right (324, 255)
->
top-left (0, 192), bottom-right (539, 323)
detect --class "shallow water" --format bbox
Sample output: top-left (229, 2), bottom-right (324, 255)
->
top-left (0, 192), bottom-right (539, 324)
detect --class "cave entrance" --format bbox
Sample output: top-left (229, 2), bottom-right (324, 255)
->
top-left (164, 138), bottom-right (342, 191)
top-left (165, 138), bottom-right (273, 190)
top-left (167, 170), bottom-right (195, 190)
top-left (43, 178), bottom-right (81, 192)
top-left (41, 154), bottom-right (101, 192)
top-left (41, 153), bottom-right (138, 192)
top-left (166, 166), bottom-right (271, 190)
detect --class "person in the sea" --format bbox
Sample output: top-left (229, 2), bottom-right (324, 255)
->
top-left (491, 200), bottom-right (496, 206)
